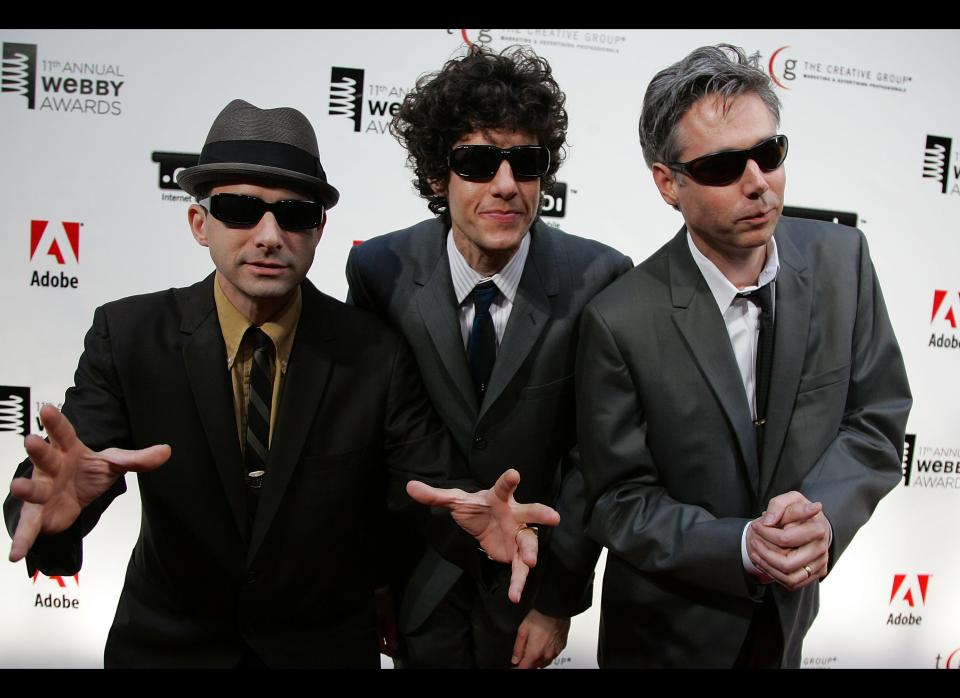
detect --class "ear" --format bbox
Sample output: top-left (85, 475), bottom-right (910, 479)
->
top-left (188, 203), bottom-right (209, 247)
top-left (313, 210), bottom-right (327, 245)
top-left (429, 177), bottom-right (447, 197)
top-left (651, 163), bottom-right (680, 210)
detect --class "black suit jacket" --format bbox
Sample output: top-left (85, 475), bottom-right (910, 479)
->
top-left (4, 274), bottom-right (458, 668)
top-left (577, 218), bottom-right (911, 667)
top-left (347, 218), bottom-right (632, 632)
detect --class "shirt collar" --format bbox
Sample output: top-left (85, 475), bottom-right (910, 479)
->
top-left (213, 271), bottom-right (301, 374)
top-left (447, 229), bottom-right (531, 306)
top-left (687, 231), bottom-right (780, 313)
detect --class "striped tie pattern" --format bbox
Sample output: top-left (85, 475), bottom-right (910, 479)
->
top-left (244, 327), bottom-right (274, 490)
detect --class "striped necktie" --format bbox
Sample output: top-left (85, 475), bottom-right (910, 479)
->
top-left (244, 326), bottom-right (274, 491)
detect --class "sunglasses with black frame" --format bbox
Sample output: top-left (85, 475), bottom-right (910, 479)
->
top-left (448, 144), bottom-right (551, 180)
top-left (198, 193), bottom-right (324, 232)
top-left (665, 134), bottom-right (789, 187)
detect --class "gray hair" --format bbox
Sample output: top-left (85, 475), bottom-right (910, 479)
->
top-left (638, 44), bottom-right (781, 168)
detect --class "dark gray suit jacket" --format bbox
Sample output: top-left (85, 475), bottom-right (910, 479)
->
top-left (577, 217), bottom-right (911, 668)
top-left (347, 218), bottom-right (632, 633)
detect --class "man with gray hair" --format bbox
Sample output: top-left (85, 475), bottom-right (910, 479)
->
top-left (576, 45), bottom-right (911, 667)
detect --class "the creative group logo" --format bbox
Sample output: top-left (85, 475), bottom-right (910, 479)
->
top-left (922, 135), bottom-right (958, 196)
top-left (935, 647), bottom-right (960, 669)
top-left (887, 573), bottom-right (929, 627)
top-left (760, 45), bottom-right (912, 95)
top-left (448, 29), bottom-right (627, 55)
top-left (902, 433), bottom-right (960, 490)
top-left (1, 41), bottom-right (124, 116)
top-left (329, 67), bottom-right (409, 136)
top-left (0, 385), bottom-right (30, 437)
top-left (929, 290), bottom-right (960, 351)
top-left (29, 219), bottom-right (82, 289)
top-left (32, 570), bottom-right (81, 610)
top-left (801, 655), bottom-right (838, 669)
top-left (151, 151), bottom-right (199, 203)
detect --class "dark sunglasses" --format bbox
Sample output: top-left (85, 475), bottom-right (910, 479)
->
top-left (666, 134), bottom-right (789, 186)
top-left (198, 193), bottom-right (324, 231)
top-left (448, 145), bottom-right (551, 179)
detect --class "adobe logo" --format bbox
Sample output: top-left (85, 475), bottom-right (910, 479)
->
top-left (29, 220), bottom-right (80, 265)
top-left (889, 574), bottom-right (930, 607)
top-left (931, 290), bottom-right (960, 328)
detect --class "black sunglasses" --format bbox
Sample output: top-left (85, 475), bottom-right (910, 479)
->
top-left (448, 145), bottom-right (551, 179)
top-left (666, 134), bottom-right (789, 186)
top-left (198, 193), bottom-right (324, 231)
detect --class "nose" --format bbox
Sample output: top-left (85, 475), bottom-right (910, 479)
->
top-left (253, 211), bottom-right (284, 249)
top-left (489, 158), bottom-right (519, 199)
top-left (741, 158), bottom-right (770, 199)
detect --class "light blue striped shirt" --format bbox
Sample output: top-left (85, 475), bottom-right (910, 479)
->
top-left (446, 231), bottom-right (531, 350)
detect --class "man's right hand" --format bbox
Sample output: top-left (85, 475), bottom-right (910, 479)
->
top-left (8, 404), bottom-right (170, 563)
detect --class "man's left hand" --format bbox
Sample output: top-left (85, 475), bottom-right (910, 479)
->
top-left (511, 609), bottom-right (570, 669)
top-left (406, 468), bottom-right (560, 603)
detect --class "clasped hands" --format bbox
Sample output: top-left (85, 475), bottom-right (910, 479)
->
top-left (746, 490), bottom-right (831, 592)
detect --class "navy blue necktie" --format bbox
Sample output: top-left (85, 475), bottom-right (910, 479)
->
top-left (467, 281), bottom-right (498, 402)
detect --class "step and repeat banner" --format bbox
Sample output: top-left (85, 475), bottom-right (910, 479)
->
top-left (1, 29), bottom-right (957, 669)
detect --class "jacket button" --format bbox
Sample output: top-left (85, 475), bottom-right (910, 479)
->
top-left (473, 435), bottom-right (487, 450)
top-left (245, 571), bottom-right (257, 585)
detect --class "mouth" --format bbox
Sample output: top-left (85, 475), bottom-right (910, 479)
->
top-left (740, 208), bottom-right (776, 224)
top-left (245, 260), bottom-right (288, 276)
top-left (480, 210), bottom-right (525, 223)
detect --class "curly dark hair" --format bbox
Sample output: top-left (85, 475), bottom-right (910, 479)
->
top-left (390, 45), bottom-right (568, 222)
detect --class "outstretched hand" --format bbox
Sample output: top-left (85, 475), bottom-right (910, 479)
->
top-left (406, 468), bottom-right (560, 603)
top-left (8, 404), bottom-right (170, 563)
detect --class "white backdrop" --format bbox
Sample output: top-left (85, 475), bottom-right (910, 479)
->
top-left (1, 29), bottom-right (957, 669)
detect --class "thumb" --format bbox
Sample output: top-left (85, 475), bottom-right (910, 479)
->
top-left (100, 444), bottom-right (172, 473)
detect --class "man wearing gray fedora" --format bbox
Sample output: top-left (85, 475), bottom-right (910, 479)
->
top-left (4, 98), bottom-right (558, 668)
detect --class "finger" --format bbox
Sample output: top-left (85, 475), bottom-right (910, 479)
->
top-left (23, 434), bottom-right (61, 476)
top-left (508, 552), bottom-right (530, 604)
top-left (9, 502), bottom-right (43, 562)
top-left (512, 502), bottom-right (560, 528)
top-left (38, 404), bottom-right (80, 453)
top-left (9, 476), bottom-right (54, 506)
top-left (405, 480), bottom-right (468, 508)
top-left (751, 518), bottom-right (825, 549)
top-left (761, 490), bottom-right (810, 526)
top-left (492, 468), bottom-right (521, 504)
top-left (100, 444), bottom-right (172, 473)
top-left (517, 526), bottom-right (539, 569)
top-left (511, 623), bottom-right (529, 666)
top-left (791, 553), bottom-right (829, 591)
top-left (778, 500), bottom-right (822, 527)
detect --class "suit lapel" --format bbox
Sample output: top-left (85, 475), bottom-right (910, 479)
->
top-left (479, 221), bottom-right (555, 422)
top-left (248, 282), bottom-right (335, 562)
top-left (414, 229), bottom-right (479, 415)
top-left (758, 222), bottom-right (812, 499)
top-left (179, 274), bottom-right (248, 539)
top-left (667, 229), bottom-right (761, 493)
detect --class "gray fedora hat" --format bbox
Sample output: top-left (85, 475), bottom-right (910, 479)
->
top-left (176, 99), bottom-right (339, 208)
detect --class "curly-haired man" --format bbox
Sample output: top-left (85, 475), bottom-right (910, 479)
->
top-left (346, 45), bottom-right (632, 669)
